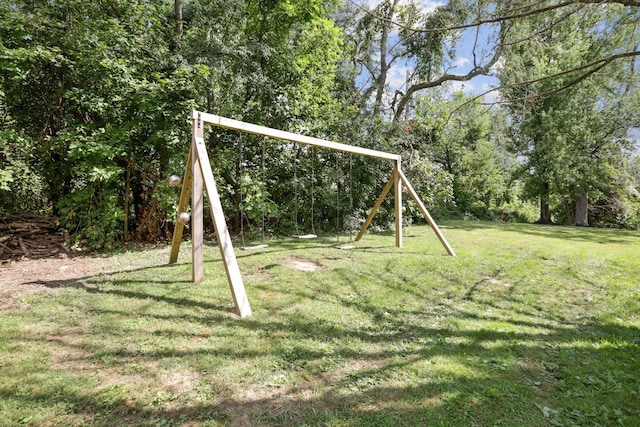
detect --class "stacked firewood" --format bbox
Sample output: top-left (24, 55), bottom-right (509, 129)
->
top-left (0, 214), bottom-right (69, 261)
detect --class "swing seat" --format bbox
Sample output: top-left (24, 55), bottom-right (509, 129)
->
top-left (337, 244), bottom-right (355, 250)
top-left (240, 244), bottom-right (269, 251)
top-left (296, 234), bottom-right (317, 239)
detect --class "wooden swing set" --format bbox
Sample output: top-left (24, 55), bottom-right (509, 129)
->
top-left (169, 111), bottom-right (455, 318)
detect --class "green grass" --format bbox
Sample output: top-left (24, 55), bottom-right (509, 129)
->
top-left (1, 221), bottom-right (639, 426)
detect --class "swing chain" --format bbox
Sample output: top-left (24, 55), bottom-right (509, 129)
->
top-left (348, 153), bottom-right (354, 242)
top-left (261, 138), bottom-right (266, 244)
top-left (293, 146), bottom-right (301, 237)
top-left (238, 133), bottom-right (246, 248)
top-left (311, 146), bottom-right (315, 235)
top-left (336, 153), bottom-right (340, 243)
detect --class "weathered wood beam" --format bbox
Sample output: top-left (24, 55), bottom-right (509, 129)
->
top-left (169, 147), bottom-right (193, 264)
top-left (398, 169), bottom-right (456, 256)
top-left (196, 111), bottom-right (400, 162)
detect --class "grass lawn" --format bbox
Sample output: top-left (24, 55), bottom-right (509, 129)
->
top-left (1, 220), bottom-right (639, 426)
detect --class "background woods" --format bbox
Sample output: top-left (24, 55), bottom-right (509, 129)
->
top-left (1, 0), bottom-right (639, 251)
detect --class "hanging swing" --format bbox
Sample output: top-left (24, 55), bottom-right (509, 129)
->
top-left (239, 135), bottom-right (268, 250)
top-left (294, 145), bottom-right (318, 239)
top-left (336, 152), bottom-right (355, 250)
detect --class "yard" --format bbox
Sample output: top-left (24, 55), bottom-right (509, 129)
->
top-left (1, 221), bottom-right (639, 426)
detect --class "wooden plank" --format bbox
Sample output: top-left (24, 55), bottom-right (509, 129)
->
top-left (194, 135), bottom-right (252, 317)
top-left (355, 174), bottom-right (394, 241)
top-left (394, 161), bottom-right (403, 248)
top-left (240, 244), bottom-right (268, 251)
top-left (296, 234), bottom-right (317, 239)
top-left (398, 169), bottom-right (456, 256)
top-left (195, 111), bottom-right (400, 162)
top-left (169, 147), bottom-right (193, 264)
top-left (18, 236), bottom-right (31, 258)
top-left (337, 244), bottom-right (355, 250)
top-left (192, 124), bottom-right (205, 283)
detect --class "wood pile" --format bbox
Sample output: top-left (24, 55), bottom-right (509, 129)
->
top-left (0, 214), bottom-right (69, 262)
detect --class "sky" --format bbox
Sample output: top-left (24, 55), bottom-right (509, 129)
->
top-left (351, 0), bottom-right (638, 150)
top-left (353, 0), bottom-right (502, 106)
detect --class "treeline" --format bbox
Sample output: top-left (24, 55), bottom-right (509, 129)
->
top-left (1, 0), bottom-right (639, 249)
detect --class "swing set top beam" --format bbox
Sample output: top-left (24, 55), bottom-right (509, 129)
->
top-left (194, 111), bottom-right (401, 162)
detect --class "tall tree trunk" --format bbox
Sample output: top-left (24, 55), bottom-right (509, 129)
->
top-left (174, 0), bottom-right (183, 48)
top-left (561, 195), bottom-right (574, 225)
top-left (574, 186), bottom-right (589, 226)
top-left (536, 181), bottom-right (553, 224)
top-left (371, 0), bottom-right (400, 116)
top-left (373, 11), bottom-right (389, 116)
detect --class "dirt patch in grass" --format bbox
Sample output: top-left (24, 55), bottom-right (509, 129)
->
top-left (0, 255), bottom-right (112, 311)
top-left (47, 329), bottom-right (166, 395)
top-left (222, 358), bottom-right (386, 424)
top-left (161, 371), bottom-right (199, 394)
top-left (281, 257), bottom-right (323, 272)
top-left (47, 331), bottom-right (96, 372)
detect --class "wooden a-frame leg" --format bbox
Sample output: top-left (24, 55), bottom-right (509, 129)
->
top-left (398, 169), bottom-right (456, 256)
top-left (355, 174), bottom-right (394, 242)
top-left (169, 148), bottom-right (193, 264)
top-left (394, 160), bottom-right (403, 248)
top-left (192, 124), bottom-right (205, 283)
top-left (192, 134), bottom-right (252, 317)
top-left (356, 161), bottom-right (403, 248)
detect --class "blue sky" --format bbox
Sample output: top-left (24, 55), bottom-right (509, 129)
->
top-left (351, 0), bottom-right (638, 151)
top-left (354, 0), bottom-right (502, 104)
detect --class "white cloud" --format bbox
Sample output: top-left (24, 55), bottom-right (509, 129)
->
top-left (357, 0), bottom-right (444, 13)
top-left (387, 66), bottom-right (411, 91)
top-left (357, 0), bottom-right (384, 9)
top-left (452, 57), bottom-right (470, 68)
top-left (418, 1), bottom-right (445, 13)
top-left (480, 83), bottom-right (501, 104)
top-left (446, 80), bottom-right (474, 94)
top-left (490, 56), bottom-right (506, 74)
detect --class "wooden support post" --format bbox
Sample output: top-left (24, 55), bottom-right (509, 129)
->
top-left (193, 134), bottom-right (252, 317)
top-left (398, 169), bottom-right (456, 256)
top-left (169, 147), bottom-right (193, 264)
top-left (169, 110), bottom-right (456, 317)
top-left (355, 174), bottom-right (393, 242)
top-left (192, 118), bottom-right (205, 283)
top-left (197, 111), bottom-right (400, 161)
top-left (394, 160), bottom-right (403, 248)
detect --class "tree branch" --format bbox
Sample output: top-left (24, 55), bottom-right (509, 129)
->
top-left (393, 23), bottom-right (508, 121)
top-left (347, 0), bottom-right (638, 35)
top-left (448, 50), bottom-right (640, 116)
top-left (499, 3), bottom-right (587, 47)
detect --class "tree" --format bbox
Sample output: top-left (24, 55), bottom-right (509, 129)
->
top-left (342, 0), bottom-right (489, 118)
top-left (0, 0), bottom-right (201, 246)
top-left (348, 0), bottom-right (639, 120)
top-left (342, 0), bottom-right (422, 115)
top-left (413, 90), bottom-right (513, 218)
top-left (499, 2), bottom-right (639, 225)
top-left (0, 0), bottom-right (362, 246)
top-left (180, 0), bottom-right (347, 233)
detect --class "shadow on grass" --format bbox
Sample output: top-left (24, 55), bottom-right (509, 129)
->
top-left (3, 300), bottom-right (638, 426)
top-left (452, 220), bottom-right (639, 245)
top-left (5, 300), bottom-right (639, 424)
top-left (3, 231), bottom-right (639, 426)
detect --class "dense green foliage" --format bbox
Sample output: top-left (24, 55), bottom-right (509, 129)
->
top-left (499, 2), bottom-right (640, 227)
top-left (1, 0), bottom-right (638, 249)
top-left (0, 0), bottom-right (200, 247)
